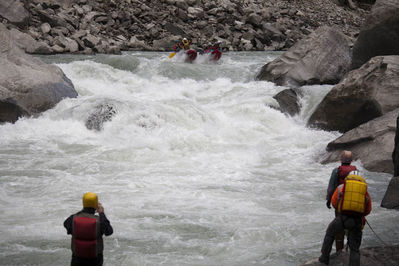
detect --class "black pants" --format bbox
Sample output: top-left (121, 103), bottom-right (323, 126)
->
top-left (320, 215), bottom-right (363, 266)
top-left (71, 254), bottom-right (103, 266)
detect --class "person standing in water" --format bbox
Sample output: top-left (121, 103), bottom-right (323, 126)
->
top-left (64, 192), bottom-right (113, 266)
top-left (325, 150), bottom-right (357, 252)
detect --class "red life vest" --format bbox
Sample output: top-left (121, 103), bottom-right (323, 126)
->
top-left (337, 165), bottom-right (357, 185)
top-left (72, 212), bottom-right (103, 258)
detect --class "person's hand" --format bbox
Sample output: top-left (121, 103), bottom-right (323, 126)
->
top-left (97, 202), bottom-right (104, 214)
top-left (326, 200), bottom-right (331, 209)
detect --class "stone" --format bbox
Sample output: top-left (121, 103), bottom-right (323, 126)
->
top-left (321, 109), bottom-right (399, 174)
top-left (381, 176), bottom-right (399, 209)
top-left (256, 27), bottom-right (351, 87)
top-left (273, 89), bottom-right (301, 116)
top-left (85, 103), bottom-right (117, 131)
top-left (40, 22), bottom-right (51, 34)
top-left (9, 28), bottom-right (52, 54)
top-left (0, 24), bottom-right (77, 123)
top-left (393, 115), bottom-right (399, 176)
top-left (82, 34), bottom-right (100, 48)
top-left (351, 0), bottom-right (399, 69)
top-left (308, 56), bottom-right (399, 132)
top-left (0, 0), bottom-right (29, 26)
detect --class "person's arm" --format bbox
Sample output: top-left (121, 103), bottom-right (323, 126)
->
top-left (97, 203), bottom-right (113, 236)
top-left (326, 168), bottom-right (338, 202)
top-left (63, 215), bottom-right (73, 235)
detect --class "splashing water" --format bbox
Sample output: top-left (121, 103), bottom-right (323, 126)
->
top-left (0, 52), bottom-right (397, 266)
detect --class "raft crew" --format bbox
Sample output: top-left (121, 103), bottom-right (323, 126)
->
top-left (64, 192), bottom-right (113, 266)
top-left (325, 150), bottom-right (357, 252)
top-left (173, 38), bottom-right (190, 52)
top-left (319, 171), bottom-right (372, 265)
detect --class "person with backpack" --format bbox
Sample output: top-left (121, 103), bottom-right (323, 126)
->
top-left (64, 192), bottom-right (113, 266)
top-left (325, 150), bottom-right (357, 252)
top-left (319, 172), bottom-right (372, 265)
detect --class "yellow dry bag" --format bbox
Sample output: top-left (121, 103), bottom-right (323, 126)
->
top-left (339, 174), bottom-right (367, 214)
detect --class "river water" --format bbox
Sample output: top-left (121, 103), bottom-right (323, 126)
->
top-left (0, 52), bottom-right (398, 265)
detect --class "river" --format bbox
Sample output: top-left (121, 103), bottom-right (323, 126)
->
top-left (0, 52), bottom-right (398, 265)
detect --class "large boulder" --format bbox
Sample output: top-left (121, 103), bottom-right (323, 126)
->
top-left (320, 109), bottom-right (399, 174)
top-left (351, 0), bottom-right (399, 69)
top-left (308, 56), bottom-right (399, 132)
top-left (273, 89), bottom-right (301, 116)
top-left (0, 23), bottom-right (77, 123)
top-left (9, 28), bottom-right (52, 54)
top-left (0, 0), bottom-right (29, 27)
top-left (256, 27), bottom-right (351, 87)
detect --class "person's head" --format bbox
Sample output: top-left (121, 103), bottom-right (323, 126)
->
top-left (214, 40), bottom-right (222, 48)
top-left (182, 38), bottom-right (190, 49)
top-left (340, 150), bottom-right (353, 164)
top-left (82, 192), bottom-right (98, 209)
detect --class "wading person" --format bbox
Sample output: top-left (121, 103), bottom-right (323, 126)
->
top-left (64, 192), bottom-right (113, 266)
top-left (319, 172), bottom-right (372, 265)
top-left (325, 150), bottom-right (357, 252)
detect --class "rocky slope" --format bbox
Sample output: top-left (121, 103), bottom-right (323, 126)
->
top-left (0, 0), bottom-right (370, 54)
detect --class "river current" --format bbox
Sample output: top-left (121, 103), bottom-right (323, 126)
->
top-left (0, 52), bottom-right (398, 265)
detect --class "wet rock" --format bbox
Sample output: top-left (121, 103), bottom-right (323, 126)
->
top-left (0, 24), bottom-right (77, 123)
top-left (302, 246), bottom-right (399, 266)
top-left (321, 109), bottom-right (399, 174)
top-left (256, 27), bottom-right (351, 87)
top-left (85, 103), bottom-right (117, 131)
top-left (0, 0), bottom-right (29, 27)
top-left (273, 89), bottom-right (301, 116)
top-left (381, 176), bottom-right (399, 209)
top-left (351, 0), bottom-right (399, 69)
top-left (308, 56), bottom-right (399, 132)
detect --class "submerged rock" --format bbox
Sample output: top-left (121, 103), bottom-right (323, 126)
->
top-left (0, 23), bottom-right (77, 123)
top-left (256, 27), bottom-right (351, 87)
top-left (85, 103), bottom-right (117, 131)
top-left (321, 109), bottom-right (398, 174)
top-left (308, 55), bottom-right (399, 132)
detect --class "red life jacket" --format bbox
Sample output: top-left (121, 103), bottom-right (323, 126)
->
top-left (337, 165), bottom-right (357, 185)
top-left (72, 212), bottom-right (103, 258)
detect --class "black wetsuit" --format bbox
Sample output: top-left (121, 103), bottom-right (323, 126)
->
top-left (64, 208), bottom-right (113, 266)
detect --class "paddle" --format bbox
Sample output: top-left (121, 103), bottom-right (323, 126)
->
top-left (169, 52), bottom-right (176, 58)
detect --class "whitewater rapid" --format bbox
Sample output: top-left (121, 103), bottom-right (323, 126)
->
top-left (0, 52), bottom-right (398, 265)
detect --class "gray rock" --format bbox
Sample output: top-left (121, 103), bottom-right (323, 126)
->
top-left (0, 0), bottom-right (29, 26)
top-left (273, 89), bottom-right (301, 116)
top-left (394, 115), bottom-right (399, 176)
top-left (352, 0), bottom-right (399, 69)
top-left (381, 176), bottom-right (399, 209)
top-left (302, 246), bottom-right (399, 266)
top-left (40, 22), bottom-right (51, 34)
top-left (256, 27), bottom-right (351, 87)
top-left (82, 34), bottom-right (100, 48)
top-left (9, 27), bottom-right (52, 54)
top-left (0, 24), bottom-right (77, 123)
top-left (308, 56), bottom-right (399, 132)
top-left (321, 109), bottom-right (399, 174)
top-left (85, 103), bottom-right (117, 131)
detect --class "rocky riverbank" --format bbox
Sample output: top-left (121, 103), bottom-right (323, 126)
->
top-left (1, 0), bottom-right (371, 54)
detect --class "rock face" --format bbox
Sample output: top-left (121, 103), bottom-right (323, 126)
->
top-left (308, 56), bottom-right (399, 132)
top-left (0, 0), bottom-right (29, 26)
top-left (255, 27), bottom-right (351, 87)
top-left (273, 89), bottom-right (300, 116)
top-left (1, 0), bottom-right (369, 54)
top-left (321, 109), bottom-right (398, 174)
top-left (351, 0), bottom-right (399, 69)
top-left (381, 115), bottom-right (399, 209)
top-left (302, 245), bottom-right (399, 266)
top-left (9, 27), bottom-right (52, 54)
top-left (0, 24), bottom-right (77, 123)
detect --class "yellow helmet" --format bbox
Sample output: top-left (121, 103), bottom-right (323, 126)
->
top-left (182, 38), bottom-right (189, 45)
top-left (82, 192), bottom-right (98, 209)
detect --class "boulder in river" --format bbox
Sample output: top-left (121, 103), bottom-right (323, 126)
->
top-left (256, 27), bottom-right (351, 87)
top-left (85, 103), bottom-right (117, 131)
top-left (0, 23), bottom-right (77, 123)
top-left (308, 55), bottom-right (399, 132)
top-left (273, 88), bottom-right (301, 116)
top-left (321, 109), bottom-right (399, 174)
top-left (351, 0), bottom-right (399, 69)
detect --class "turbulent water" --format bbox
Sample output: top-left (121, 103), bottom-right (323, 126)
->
top-left (0, 52), bottom-right (398, 266)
